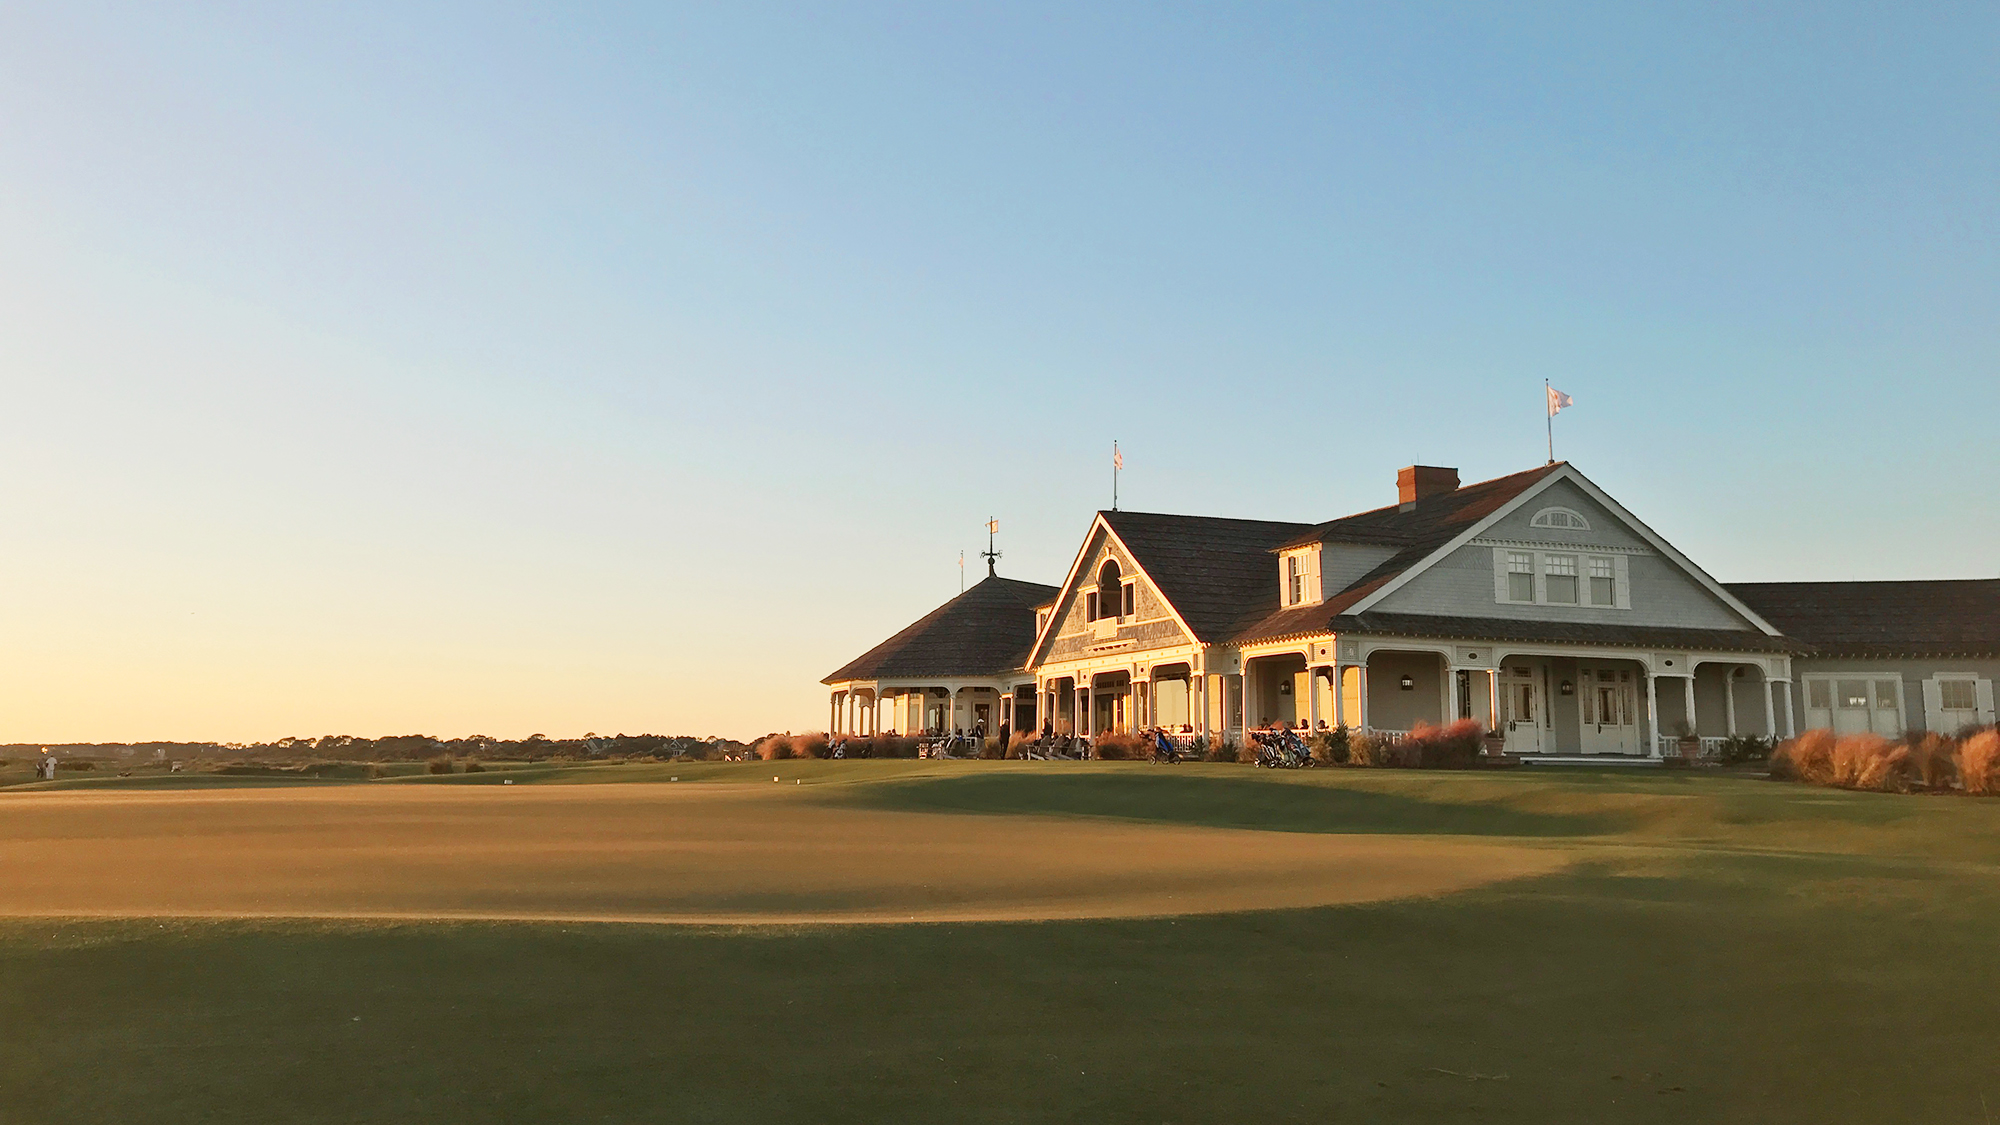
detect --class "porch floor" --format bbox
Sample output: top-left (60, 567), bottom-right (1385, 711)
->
top-left (1516, 754), bottom-right (1661, 767)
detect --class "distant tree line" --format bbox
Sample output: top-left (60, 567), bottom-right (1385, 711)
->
top-left (1, 733), bottom-right (750, 762)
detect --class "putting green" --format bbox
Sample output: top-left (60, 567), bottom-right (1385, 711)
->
top-left (0, 783), bottom-right (1562, 923)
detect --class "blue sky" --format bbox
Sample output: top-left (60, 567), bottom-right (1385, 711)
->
top-left (1, 3), bottom-right (1993, 741)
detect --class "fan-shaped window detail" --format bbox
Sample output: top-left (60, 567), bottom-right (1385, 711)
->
top-left (1529, 506), bottom-right (1591, 531)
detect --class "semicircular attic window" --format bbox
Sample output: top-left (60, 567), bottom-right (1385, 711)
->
top-left (1530, 506), bottom-right (1591, 531)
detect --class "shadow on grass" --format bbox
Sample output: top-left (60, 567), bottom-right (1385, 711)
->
top-left (844, 770), bottom-right (1624, 837)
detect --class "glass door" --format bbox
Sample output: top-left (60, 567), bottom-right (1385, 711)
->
top-left (1499, 666), bottom-right (1543, 755)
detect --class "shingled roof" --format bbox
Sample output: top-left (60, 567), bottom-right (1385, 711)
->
top-left (1098, 511), bottom-right (1311, 643)
top-left (823, 575), bottom-right (1060, 683)
top-left (1727, 579), bottom-right (2000, 657)
top-left (1236, 465), bottom-right (1564, 642)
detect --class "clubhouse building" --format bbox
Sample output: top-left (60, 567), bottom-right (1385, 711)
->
top-left (824, 463), bottom-right (1999, 758)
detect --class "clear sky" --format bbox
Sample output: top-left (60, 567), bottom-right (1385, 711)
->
top-left (2, 3), bottom-right (1994, 743)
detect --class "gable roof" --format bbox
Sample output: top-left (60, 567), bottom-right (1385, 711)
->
top-left (1727, 579), bottom-right (2000, 658)
top-left (1095, 510), bottom-right (1312, 643)
top-left (1236, 466), bottom-right (1563, 642)
top-left (823, 575), bottom-right (1061, 683)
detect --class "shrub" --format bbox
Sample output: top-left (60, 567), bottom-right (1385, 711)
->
top-left (1207, 737), bottom-right (1240, 764)
top-left (1310, 727), bottom-right (1350, 766)
top-left (1771, 729), bottom-right (1836, 784)
top-left (1347, 732), bottom-right (1388, 768)
top-left (463, 759), bottom-right (486, 773)
top-left (1714, 734), bottom-right (1772, 766)
top-left (1957, 730), bottom-right (2000, 796)
top-left (754, 735), bottom-right (794, 761)
top-left (54, 760), bottom-right (96, 772)
top-left (979, 737), bottom-right (1006, 760)
top-left (844, 734), bottom-right (917, 759)
top-left (1402, 719), bottom-right (1482, 769)
top-left (426, 755), bottom-right (454, 774)
top-left (1091, 732), bottom-right (1148, 760)
top-left (1005, 731), bottom-right (1037, 759)
top-left (1907, 733), bottom-right (1956, 790)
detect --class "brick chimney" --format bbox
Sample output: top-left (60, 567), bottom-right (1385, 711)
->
top-left (1397, 465), bottom-right (1459, 509)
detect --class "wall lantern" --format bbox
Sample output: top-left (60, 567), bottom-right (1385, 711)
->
top-left (1560, 680), bottom-right (1575, 696)
top-left (1399, 675), bottom-right (1416, 691)
top-left (1277, 680), bottom-right (1292, 696)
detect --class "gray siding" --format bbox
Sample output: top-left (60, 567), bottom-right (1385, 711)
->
top-left (1371, 481), bottom-right (1756, 631)
top-left (1318, 542), bottom-right (1401, 597)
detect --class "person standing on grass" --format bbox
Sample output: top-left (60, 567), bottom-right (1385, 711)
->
top-left (38, 750), bottom-right (57, 780)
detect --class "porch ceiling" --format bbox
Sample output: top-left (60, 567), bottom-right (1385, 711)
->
top-left (1332, 612), bottom-right (1807, 655)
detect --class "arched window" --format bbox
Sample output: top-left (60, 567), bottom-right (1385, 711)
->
top-left (1529, 506), bottom-right (1591, 531)
top-left (1097, 560), bottom-right (1123, 620)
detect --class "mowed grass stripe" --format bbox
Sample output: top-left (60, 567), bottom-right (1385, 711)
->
top-left (0, 783), bottom-right (1562, 923)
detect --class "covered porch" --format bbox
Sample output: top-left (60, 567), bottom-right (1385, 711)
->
top-left (1245, 635), bottom-right (1798, 758)
top-left (826, 681), bottom-right (1018, 737)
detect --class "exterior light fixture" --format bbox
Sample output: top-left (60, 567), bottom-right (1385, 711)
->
top-left (1560, 680), bottom-right (1575, 696)
top-left (1399, 675), bottom-right (1415, 691)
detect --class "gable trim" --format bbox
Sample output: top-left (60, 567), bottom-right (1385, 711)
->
top-left (1027, 515), bottom-right (1206, 668)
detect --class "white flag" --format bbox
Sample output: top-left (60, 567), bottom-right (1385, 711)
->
top-left (1546, 386), bottom-right (1574, 416)
top-left (1113, 445), bottom-right (1123, 471)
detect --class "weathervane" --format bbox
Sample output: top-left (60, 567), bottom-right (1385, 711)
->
top-left (980, 517), bottom-right (1002, 577)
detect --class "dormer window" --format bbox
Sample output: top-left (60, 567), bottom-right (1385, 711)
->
top-left (1279, 545), bottom-right (1321, 607)
top-left (1530, 506), bottom-right (1591, 531)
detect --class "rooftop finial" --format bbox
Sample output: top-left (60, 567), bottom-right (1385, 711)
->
top-left (980, 517), bottom-right (1001, 577)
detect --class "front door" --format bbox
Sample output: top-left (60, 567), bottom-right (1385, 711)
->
top-left (1499, 666), bottom-right (1543, 755)
top-left (1579, 666), bottom-right (1639, 755)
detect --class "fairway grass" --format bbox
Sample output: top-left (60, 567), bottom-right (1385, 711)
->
top-left (3, 764), bottom-right (1998, 1123)
top-left (0, 783), bottom-right (1560, 923)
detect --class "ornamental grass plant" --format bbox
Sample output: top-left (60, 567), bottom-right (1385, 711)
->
top-left (1957, 730), bottom-right (2000, 795)
top-left (1771, 729), bottom-right (1837, 785)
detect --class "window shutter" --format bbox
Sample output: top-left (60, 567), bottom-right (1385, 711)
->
top-left (1492, 548), bottom-right (1510, 603)
top-left (1921, 678), bottom-right (1944, 731)
top-left (1978, 679), bottom-right (1997, 725)
top-left (1306, 548), bottom-right (1320, 604)
top-left (1613, 555), bottom-right (1631, 609)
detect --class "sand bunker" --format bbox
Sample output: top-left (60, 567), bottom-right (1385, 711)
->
top-left (0, 784), bottom-right (1564, 924)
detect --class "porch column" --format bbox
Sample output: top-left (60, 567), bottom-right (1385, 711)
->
top-left (1246, 662), bottom-right (1258, 730)
top-left (1307, 666), bottom-right (1322, 731)
top-left (1683, 676), bottom-right (1698, 737)
top-left (1357, 665), bottom-right (1370, 731)
top-left (1329, 662), bottom-right (1343, 727)
top-left (1762, 677), bottom-right (1776, 739)
top-left (1725, 673), bottom-right (1738, 735)
top-left (1780, 681), bottom-right (1796, 738)
top-left (948, 687), bottom-right (960, 734)
top-left (1447, 665), bottom-right (1462, 724)
top-left (1487, 669), bottom-right (1500, 732)
top-left (872, 694), bottom-right (882, 736)
top-left (829, 693), bottom-right (839, 734)
top-left (1644, 672), bottom-right (1661, 757)
top-left (1197, 675), bottom-right (1210, 739)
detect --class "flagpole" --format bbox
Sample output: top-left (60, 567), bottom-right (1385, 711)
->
top-left (1112, 440), bottom-right (1120, 512)
top-left (1545, 379), bottom-right (1554, 465)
